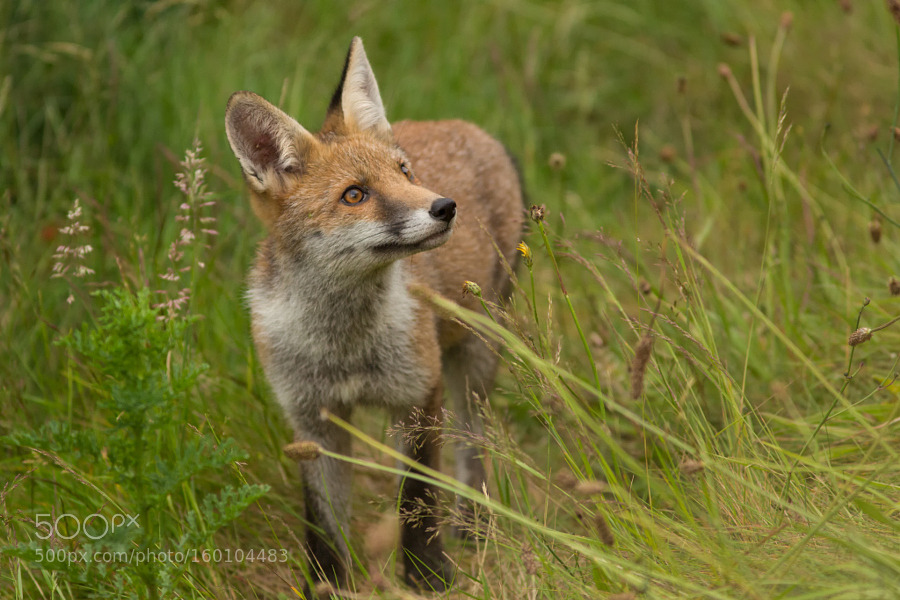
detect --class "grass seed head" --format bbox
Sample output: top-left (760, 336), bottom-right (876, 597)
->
top-left (593, 510), bottom-right (615, 547)
top-left (630, 333), bottom-right (654, 399)
top-left (555, 471), bottom-right (577, 490)
top-left (680, 459), bottom-right (704, 475)
top-left (283, 441), bottom-right (322, 461)
top-left (574, 480), bottom-right (609, 496)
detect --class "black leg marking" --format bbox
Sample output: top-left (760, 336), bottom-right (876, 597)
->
top-left (399, 389), bottom-right (455, 591)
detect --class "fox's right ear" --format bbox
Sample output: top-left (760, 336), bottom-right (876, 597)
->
top-left (225, 91), bottom-right (317, 195)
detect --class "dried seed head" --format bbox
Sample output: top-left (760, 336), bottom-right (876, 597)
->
top-left (894, 127), bottom-right (900, 143)
top-left (283, 441), bottom-right (322, 461)
top-left (462, 280), bottom-right (482, 297)
top-left (530, 204), bottom-right (547, 223)
top-left (889, 0), bottom-right (900, 26)
top-left (589, 332), bottom-right (605, 350)
top-left (717, 63), bottom-right (732, 79)
top-left (680, 459), bottom-right (704, 475)
top-left (676, 76), bottom-right (687, 94)
top-left (780, 11), bottom-right (794, 30)
top-left (521, 542), bottom-right (539, 576)
top-left (574, 480), bottom-right (609, 496)
top-left (639, 279), bottom-right (653, 295)
top-left (630, 333), bottom-right (654, 399)
top-left (555, 471), bottom-right (577, 490)
top-left (864, 125), bottom-right (879, 142)
top-left (848, 327), bottom-right (873, 346)
top-left (720, 32), bottom-right (742, 46)
top-left (659, 145), bottom-right (677, 163)
top-left (548, 152), bottom-right (567, 171)
top-left (889, 277), bottom-right (900, 296)
top-left (840, 0), bottom-right (852, 13)
top-left (593, 510), bottom-right (615, 547)
top-left (870, 217), bottom-right (883, 243)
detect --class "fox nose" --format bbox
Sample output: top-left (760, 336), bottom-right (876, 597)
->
top-left (429, 197), bottom-right (456, 223)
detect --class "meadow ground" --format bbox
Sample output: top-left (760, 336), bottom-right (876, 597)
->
top-left (2, 1), bottom-right (900, 598)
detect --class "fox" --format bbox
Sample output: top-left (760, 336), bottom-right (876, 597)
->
top-left (224, 37), bottom-right (524, 593)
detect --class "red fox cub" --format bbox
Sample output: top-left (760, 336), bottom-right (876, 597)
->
top-left (225, 37), bottom-right (524, 592)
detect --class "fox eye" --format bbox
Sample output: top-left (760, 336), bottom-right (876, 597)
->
top-left (341, 186), bottom-right (368, 205)
top-left (400, 162), bottom-right (415, 182)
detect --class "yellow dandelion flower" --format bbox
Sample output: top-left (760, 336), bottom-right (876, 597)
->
top-left (517, 241), bottom-right (533, 268)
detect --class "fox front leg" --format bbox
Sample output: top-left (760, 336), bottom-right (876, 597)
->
top-left (398, 385), bottom-right (455, 591)
top-left (294, 408), bottom-right (354, 591)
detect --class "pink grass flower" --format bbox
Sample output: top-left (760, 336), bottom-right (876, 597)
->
top-left (153, 139), bottom-right (218, 320)
top-left (51, 198), bottom-right (95, 303)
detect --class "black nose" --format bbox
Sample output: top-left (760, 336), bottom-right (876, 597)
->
top-left (429, 197), bottom-right (456, 223)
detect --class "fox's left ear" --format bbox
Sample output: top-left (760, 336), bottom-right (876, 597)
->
top-left (324, 37), bottom-right (392, 141)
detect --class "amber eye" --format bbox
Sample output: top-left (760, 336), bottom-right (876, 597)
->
top-left (400, 162), bottom-right (415, 182)
top-left (341, 186), bottom-right (368, 205)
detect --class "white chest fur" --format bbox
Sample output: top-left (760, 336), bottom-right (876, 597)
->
top-left (247, 262), bottom-right (433, 425)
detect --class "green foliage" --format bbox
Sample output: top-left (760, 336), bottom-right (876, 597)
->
top-left (2, 260), bottom-right (266, 599)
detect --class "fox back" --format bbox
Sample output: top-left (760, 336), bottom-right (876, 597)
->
top-left (225, 37), bottom-right (523, 593)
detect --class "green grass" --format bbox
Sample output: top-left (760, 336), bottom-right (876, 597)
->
top-left (3, 0), bottom-right (900, 598)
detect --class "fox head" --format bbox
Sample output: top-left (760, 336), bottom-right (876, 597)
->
top-left (225, 37), bottom-right (456, 273)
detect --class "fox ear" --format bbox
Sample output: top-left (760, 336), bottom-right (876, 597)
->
top-left (225, 91), bottom-right (317, 194)
top-left (326, 37), bottom-right (392, 141)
